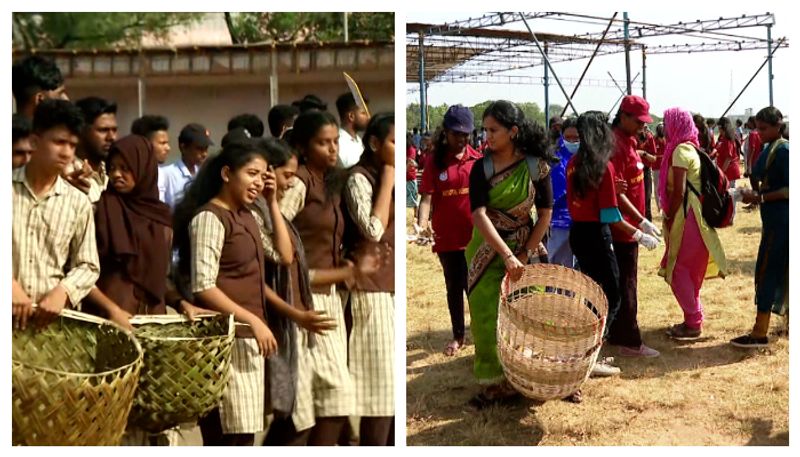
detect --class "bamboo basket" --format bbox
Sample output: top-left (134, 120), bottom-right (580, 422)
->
top-left (498, 264), bottom-right (608, 401)
top-left (12, 309), bottom-right (143, 446)
top-left (128, 313), bottom-right (235, 433)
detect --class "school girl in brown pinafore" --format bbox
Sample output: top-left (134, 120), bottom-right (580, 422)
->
top-left (173, 139), bottom-right (278, 446)
top-left (341, 113), bottom-right (396, 445)
top-left (279, 111), bottom-right (381, 445)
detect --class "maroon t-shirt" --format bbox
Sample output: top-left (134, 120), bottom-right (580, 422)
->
top-left (566, 158), bottom-right (619, 222)
top-left (419, 146), bottom-right (481, 253)
top-left (610, 128), bottom-right (645, 243)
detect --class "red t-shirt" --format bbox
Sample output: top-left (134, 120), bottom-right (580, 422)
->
top-left (610, 128), bottom-right (645, 242)
top-left (566, 157), bottom-right (619, 222)
top-left (638, 133), bottom-right (658, 169)
top-left (406, 145), bottom-right (417, 181)
top-left (654, 137), bottom-right (666, 170)
top-left (419, 145), bottom-right (481, 252)
top-left (748, 131), bottom-right (763, 169)
top-left (714, 137), bottom-right (741, 181)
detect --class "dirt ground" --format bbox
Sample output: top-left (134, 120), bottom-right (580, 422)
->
top-left (406, 199), bottom-right (789, 446)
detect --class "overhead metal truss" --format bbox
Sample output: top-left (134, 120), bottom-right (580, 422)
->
top-left (407, 12), bottom-right (786, 86)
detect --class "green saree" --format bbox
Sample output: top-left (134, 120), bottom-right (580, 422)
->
top-left (466, 160), bottom-right (548, 383)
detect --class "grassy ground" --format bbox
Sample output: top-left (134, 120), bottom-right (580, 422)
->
top-left (405, 200), bottom-right (788, 446)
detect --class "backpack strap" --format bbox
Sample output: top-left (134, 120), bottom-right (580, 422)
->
top-left (482, 154), bottom-right (542, 183)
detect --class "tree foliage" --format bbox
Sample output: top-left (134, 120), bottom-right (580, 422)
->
top-left (12, 12), bottom-right (205, 50)
top-left (224, 12), bottom-right (394, 45)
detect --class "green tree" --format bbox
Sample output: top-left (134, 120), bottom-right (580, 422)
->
top-left (224, 12), bottom-right (393, 44)
top-left (12, 12), bottom-right (204, 50)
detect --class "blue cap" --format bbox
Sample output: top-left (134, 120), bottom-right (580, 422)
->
top-left (443, 105), bottom-right (474, 134)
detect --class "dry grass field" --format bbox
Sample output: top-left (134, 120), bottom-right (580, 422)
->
top-left (406, 202), bottom-right (788, 446)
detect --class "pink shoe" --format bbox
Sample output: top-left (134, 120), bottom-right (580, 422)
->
top-left (619, 344), bottom-right (660, 358)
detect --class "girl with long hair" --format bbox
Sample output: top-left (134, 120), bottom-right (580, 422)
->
top-left (279, 110), bottom-right (377, 445)
top-left (173, 139), bottom-right (278, 445)
top-left (732, 107), bottom-right (789, 347)
top-left (342, 113), bottom-right (396, 445)
top-left (658, 107), bottom-right (727, 340)
top-left (548, 116), bottom-right (579, 268)
top-left (711, 117), bottom-right (742, 186)
top-left (417, 105), bottom-right (482, 356)
top-left (567, 111), bottom-right (660, 396)
top-left (465, 100), bottom-right (555, 408)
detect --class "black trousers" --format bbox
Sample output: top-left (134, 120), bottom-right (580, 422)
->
top-left (437, 250), bottom-right (468, 341)
top-left (643, 166), bottom-right (653, 221)
top-left (569, 222), bottom-right (621, 335)
top-left (263, 415), bottom-right (311, 446)
top-left (608, 241), bottom-right (643, 347)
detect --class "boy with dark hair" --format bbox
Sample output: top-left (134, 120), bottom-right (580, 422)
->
top-left (336, 92), bottom-right (370, 167)
top-left (161, 123), bottom-right (212, 210)
top-left (66, 96), bottom-right (119, 202)
top-left (227, 113), bottom-right (264, 137)
top-left (131, 114), bottom-right (171, 200)
top-left (292, 94), bottom-right (327, 113)
top-left (12, 114), bottom-right (33, 169)
top-left (12, 55), bottom-right (68, 120)
top-left (267, 104), bottom-right (299, 138)
top-left (12, 99), bottom-right (100, 330)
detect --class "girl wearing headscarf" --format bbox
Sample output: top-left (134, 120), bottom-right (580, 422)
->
top-left (84, 134), bottom-right (187, 326)
top-left (732, 107), bottom-right (789, 347)
top-left (342, 113), bottom-right (395, 445)
top-left (658, 107), bottom-right (727, 340)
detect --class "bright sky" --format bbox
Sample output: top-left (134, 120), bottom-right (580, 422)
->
top-left (406, 10), bottom-right (790, 120)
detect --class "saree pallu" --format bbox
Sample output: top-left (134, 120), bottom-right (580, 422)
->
top-left (465, 161), bottom-right (548, 383)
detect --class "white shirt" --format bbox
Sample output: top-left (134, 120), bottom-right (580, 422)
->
top-left (161, 159), bottom-right (196, 211)
top-left (338, 127), bottom-right (363, 168)
top-left (157, 167), bottom-right (167, 202)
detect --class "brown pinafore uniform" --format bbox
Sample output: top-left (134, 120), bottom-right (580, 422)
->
top-left (194, 203), bottom-right (269, 436)
top-left (342, 166), bottom-right (395, 418)
top-left (289, 165), bottom-right (355, 425)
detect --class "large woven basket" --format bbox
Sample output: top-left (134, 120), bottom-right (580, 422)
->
top-left (498, 263), bottom-right (608, 401)
top-left (12, 309), bottom-right (143, 446)
top-left (128, 313), bottom-right (235, 433)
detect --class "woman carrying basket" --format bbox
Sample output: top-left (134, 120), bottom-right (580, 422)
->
top-left (464, 100), bottom-right (555, 409)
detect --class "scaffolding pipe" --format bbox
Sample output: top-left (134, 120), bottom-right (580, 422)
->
top-left (767, 24), bottom-right (774, 106)
top-left (641, 45), bottom-right (647, 99)
top-left (720, 37), bottom-right (785, 119)
top-left (544, 43), bottom-right (549, 130)
top-left (624, 12), bottom-right (632, 95)
top-left (519, 13), bottom-right (579, 116)
top-left (559, 12), bottom-right (618, 118)
top-left (418, 32), bottom-right (427, 132)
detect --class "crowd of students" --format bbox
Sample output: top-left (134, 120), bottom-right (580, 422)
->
top-left (410, 95), bottom-right (789, 408)
top-left (11, 55), bottom-right (395, 446)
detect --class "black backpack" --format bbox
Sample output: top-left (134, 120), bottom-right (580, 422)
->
top-left (683, 146), bottom-right (734, 228)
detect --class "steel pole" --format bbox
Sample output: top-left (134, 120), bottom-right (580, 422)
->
top-left (519, 13), bottom-right (578, 116)
top-left (767, 24), bottom-right (774, 106)
top-left (544, 43), bottom-right (549, 130)
top-left (419, 32), bottom-right (427, 132)
top-left (641, 45), bottom-right (647, 99)
top-left (624, 12), bottom-right (632, 95)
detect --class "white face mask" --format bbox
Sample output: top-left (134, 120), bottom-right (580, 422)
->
top-left (564, 140), bottom-right (580, 154)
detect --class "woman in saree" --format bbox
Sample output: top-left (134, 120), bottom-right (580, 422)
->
top-left (731, 106), bottom-right (789, 347)
top-left (465, 100), bottom-right (555, 408)
top-left (658, 107), bottom-right (727, 340)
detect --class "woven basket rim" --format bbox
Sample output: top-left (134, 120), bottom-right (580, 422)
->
top-left (12, 308), bottom-right (143, 378)
top-left (131, 313), bottom-right (234, 342)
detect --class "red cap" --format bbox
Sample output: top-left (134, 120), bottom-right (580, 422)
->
top-left (620, 95), bottom-right (653, 123)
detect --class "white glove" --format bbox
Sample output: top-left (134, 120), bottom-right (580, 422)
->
top-left (633, 229), bottom-right (659, 250)
top-left (638, 218), bottom-right (662, 238)
top-left (729, 187), bottom-right (744, 203)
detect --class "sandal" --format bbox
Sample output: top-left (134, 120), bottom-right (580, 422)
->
top-left (563, 389), bottom-right (582, 404)
top-left (443, 339), bottom-right (464, 357)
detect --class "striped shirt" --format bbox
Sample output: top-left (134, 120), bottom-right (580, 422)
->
top-left (344, 172), bottom-right (385, 242)
top-left (278, 177), bottom-right (306, 222)
top-left (12, 166), bottom-right (100, 306)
